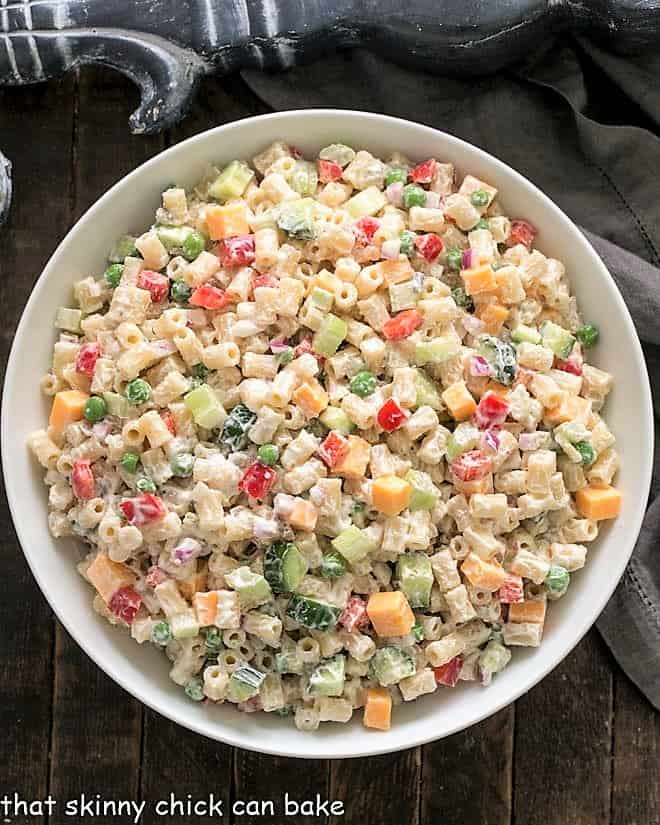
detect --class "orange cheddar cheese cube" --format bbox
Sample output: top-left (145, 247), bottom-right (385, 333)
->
top-left (193, 590), bottom-right (219, 627)
top-left (292, 379), bottom-right (329, 418)
top-left (49, 390), bottom-right (89, 438)
top-left (371, 475), bottom-right (411, 516)
top-left (442, 381), bottom-right (477, 421)
top-left (333, 435), bottom-right (371, 479)
top-left (376, 257), bottom-right (415, 285)
top-left (575, 484), bottom-right (622, 521)
top-left (86, 553), bottom-right (135, 604)
top-left (288, 499), bottom-right (318, 532)
top-left (205, 202), bottom-right (250, 241)
top-left (508, 599), bottom-right (547, 624)
top-left (363, 687), bottom-right (392, 731)
top-left (179, 563), bottom-right (208, 601)
top-left (477, 302), bottom-right (509, 335)
top-left (460, 264), bottom-right (497, 295)
top-left (545, 394), bottom-right (592, 426)
top-left (367, 591), bottom-right (415, 637)
top-left (461, 553), bottom-right (507, 592)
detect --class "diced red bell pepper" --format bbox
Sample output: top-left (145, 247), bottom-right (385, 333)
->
top-left (120, 493), bottom-right (167, 526)
top-left (507, 219), bottom-right (537, 249)
top-left (109, 586), bottom-right (142, 625)
top-left (339, 595), bottom-right (369, 633)
top-left (450, 450), bottom-right (493, 482)
top-left (160, 410), bottom-right (177, 436)
top-left (555, 352), bottom-right (583, 376)
top-left (318, 159), bottom-right (343, 183)
top-left (474, 391), bottom-right (510, 430)
top-left (146, 565), bottom-right (169, 588)
top-left (414, 233), bottom-right (443, 262)
top-left (409, 158), bottom-right (437, 184)
top-left (498, 574), bottom-right (524, 604)
top-left (189, 284), bottom-right (235, 310)
top-left (318, 431), bottom-right (349, 469)
top-left (252, 272), bottom-right (278, 290)
top-left (137, 269), bottom-right (170, 303)
top-left (433, 655), bottom-right (463, 687)
top-left (354, 216), bottom-right (380, 247)
top-left (75, 343), bottom-right (100, 377)
top-left (71, 459), bottom-right (95, 500)
top-left (382, 309), bottom-right (423, 341)
top-left (221, 235), bottom-right (255, 268)
top-left (377, 398), bottom-right (408, 432)
top-left (238, 462), bottom-right (277, 500)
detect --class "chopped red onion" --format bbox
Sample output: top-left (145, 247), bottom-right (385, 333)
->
top-left (253, 517), bottom-right (280, 542)
top-left (424, 191), bottom-right (440, 209)
top-left (385, 182), bottom-right (404, 207)
top-left (151, 338), bottom-right (178, 358)
top-left (462, 248), bottom-right (474, 269)
top-left (412, 271), bottom-right (425, 292)
top-left (269, 336), bottom-right (290, 354)
top-left (173, 537), bottom-right (203, 565)
top-left (519, 432), bottom-right (546, 451)
top-left (469, 355), bottom-right (492, 377)
top-left (482, 428), bottom-right (501, 452)
top-left (92, 421), bottom-right (113, 439)
top-left (380, 238), bottom-right (401, 259)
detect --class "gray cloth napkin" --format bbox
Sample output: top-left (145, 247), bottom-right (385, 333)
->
top-left (241, 39), bottom-right (660, 709)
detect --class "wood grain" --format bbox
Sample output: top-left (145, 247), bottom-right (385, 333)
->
top-left (0, 76), bottom-right (76, 825)
top-left (48, 67), bottom-right (164, 824)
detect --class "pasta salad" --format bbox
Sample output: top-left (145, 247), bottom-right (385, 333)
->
top-left (28, 140), bottom-right (622, 732)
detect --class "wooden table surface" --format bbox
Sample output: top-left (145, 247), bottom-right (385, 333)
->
top-left (1, 68), bottom-right (658, 825)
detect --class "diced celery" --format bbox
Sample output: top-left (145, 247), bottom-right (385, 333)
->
top-left (389, 280), bottom-right (419, 312)
top-left (345, 186), bottom-right (387, 218)
top-left (102, 391), bottom-right (131, 419)
top-left (415, 333), bottom-right (461, 366)
top-left (208, 160), bottom-right (254, 201)
top-left (227, 665), bottom-right (265, 702)
top-left (290, 160), bottom-right (319, 196)
top-left (184, 384), bottom-right (225, 429)
top-left (540, 321), bottom-right (575, 358)
top-left (310, 287), bottom-right (334, 312)
top-left (319, 406), bottom-right (355, 435)
top-left (286, 594), bottom-right (342, 631)
top-left (405, 469), bottom-right (438, 511)
top-left (108, 234), bottom-right (137, 263)
top-left (413, 369), bottom-right (442, 411)
top-left (225, 566), bottom-right (272, 609)
top-left (331, 525), bottom-right (376, 563)
top-left (55, 307), bottom-right (82, 334)
top-left (313, 313), bottom-right (348, 357)
top-left (370, 645), bottom-right (416, 686)
top-left (477, 640), bottom-right (511, 684)
top-left (445, 422), bottom-right (480, 461)
top-left (396, 553), bottom-right (433, 608)
top-left (511, 324), bottom-right (542, 345)
top-left (156, 224), bottom-right (194, 251)
top-left (170, 610), bottom-right (200, 639)
top-left (309, 655), bottom-right (346, 697)
top-left (277, 198), bottom-right (316, 240)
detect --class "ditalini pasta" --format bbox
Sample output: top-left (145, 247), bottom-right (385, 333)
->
top-left (29, 141), bottom-right (621, 731)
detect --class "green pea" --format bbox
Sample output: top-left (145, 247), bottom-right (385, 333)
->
top-left (470, 189), bottom-right (490, 208)
top-left (412, 621), bottom-right (425, 642)
top-left (446, 247), bottom-right (463, 272)
top-left (257, 444), bottom-right (279, 466)
top-left (475, 217), bottom-right (490, 230)
top-left (576, 324), bottom-right (599, 348)
top-left (104, 263), bottom-right (123, 288)
top-left (125, 378), bottom-right (151, 405)
top-left (204, 627), bottom-right (223, 652)
top-left (575, 441), bottom-right (596, 466)
top-left (170, 278), bottom-right (192, 304)
top-left (182, 230), bottom-right (206, 261)
top-left (170, 453), bottom-right (194, 478)
top-left (184, 677), bottom-right (205, 702)
top-left (545, 565), bottom-right (570, 594)
top-left (136, 477), bottom-right (156, 494)
top-left (151, 621), bottom-right (172, 646)
top-left (399, 230), bottom-right (416, 257)
top-left (385, 166), bottom-right (407, 187)
top-left (83, 396), bottom-right (107, 422)
top-left (402, 184), bottom-right (426, 209)
top-left (350, 370), bottom-right (377, 398)
top-left (451, 285), bottom-right (475, 313)
top-left (120, 452), bottom-right (140, 474)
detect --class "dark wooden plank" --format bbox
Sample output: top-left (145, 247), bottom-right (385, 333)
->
top-left (612, 670), bottom-right (660, 825)
top-left (0, 75), bottom-right (76, 825)
top-left (421, 707), bottom-right (514, 825)
top-left (48, 67), bottom-right (164, 824)
top-left (513, 629), bottom-right (613, 825)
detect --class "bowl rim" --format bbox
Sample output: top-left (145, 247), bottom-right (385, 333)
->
top-left (2, 108), bottom-right (654, 759)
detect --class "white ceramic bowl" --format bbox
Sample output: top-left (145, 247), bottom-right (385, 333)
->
top-left (2, 110), bottom-right (653, 759)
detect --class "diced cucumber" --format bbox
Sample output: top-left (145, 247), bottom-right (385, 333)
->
top-left (156, 224), bottom-right (194, 251)
top-left (313, 313), bottom-right (348, 357)
top-left (320, 551), bottom-right (348, 579)
top-left (310, 287), bottom-right (334, 312)
top-left (345, 186), bottom-right (387, 218)
top-left (227, 665), bottom-right (266, 702)
top-left (55, 307), bottom-right (83, 334)
top-left (277, 198), bottom-right (316, 240)
top-left (170, 610), bottom-right (200, 639)
top-left (405, 469), bottom-right (438, 512)
top-left (389, 280), bottom-right (419, 312)
top-left (319, 406), bottom-right (355, 435)
top-left (208, 160), bottom-right (255, 201)
top-left (286, 594), bottom-right (342, 631)
top-left (369, 645), bottom-right (416, 687)
top-left (445, 422), bottom-right (480, 461)
top-left (102, 391), bottom-right (131, 419)
top-left (511, 324), bottom-right (542, 345)
top-left (478, 335), bottom-right (517, 385)
top-left (540, 321), bottom-right (575, 359)
top-left (415, 333), bottom-right (461, 366)
top-left (264, 540), bottom-right (309, 594)
top-left (275, 648), bottom-right (304, 675)
top-left (308, 654), bottom-right (346, 697)
top-left (413, 369), bottom-right (442, 411)
top-left (396, 553), bottom-right (433, 609)
top-left (290, 160), bottom-right (319, 197)
top-left (108, 234), bottom-right (137, 263)
top-left (225, 566), bottom-right (272, 609)
top-left (478, 640), bottom-right (511, 684)
top-left (219, 403), bottom-right (257, 451)
top-left (331, 525), bottom-right (376, 564)
top-left (184, 384), bottom-right (225, 429)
